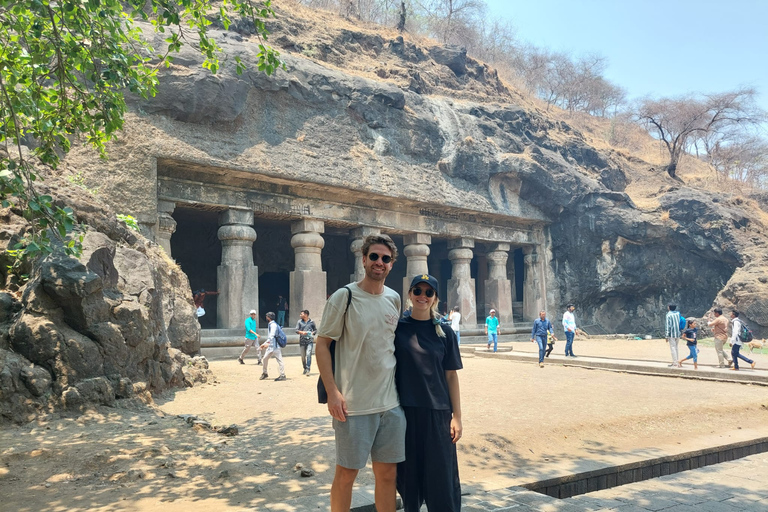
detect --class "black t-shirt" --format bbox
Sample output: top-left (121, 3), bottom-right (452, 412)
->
top-left (683, 327), bottom-right (698, 346)
top-left (394, 316), bottom-right (463, 410)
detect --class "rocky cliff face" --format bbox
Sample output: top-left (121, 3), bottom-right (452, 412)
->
top-left (0, 180), bottom-right (208, 424)
top-left (59, 7), bottom-right (768, 338)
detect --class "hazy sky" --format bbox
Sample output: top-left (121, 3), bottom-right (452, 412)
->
top-left (483, 0), bottom-right (768, 110)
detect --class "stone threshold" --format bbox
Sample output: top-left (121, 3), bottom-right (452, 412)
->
top-left (522, 437), bottom-right (768, 499)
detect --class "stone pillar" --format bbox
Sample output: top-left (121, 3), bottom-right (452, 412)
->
top-left (290, 219), bottom-right (327, 327)
top-left (402, 233), bottom-right (431, 308)
top-left (448, 238), bottom-right (477, 326)
top-left (217, 208), bottom-right (258, 329)
top-left (156, 200), bottom-right (176, 257)
top-left (485, 243), bottom-right (513, 326)
top-left (350, 226), bottom-right (381, 283)
top-left (523, 246), bottom-right (546, 322)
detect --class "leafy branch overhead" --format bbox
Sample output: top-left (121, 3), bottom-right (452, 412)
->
top-left (0, 0), bottom-right (282, 267)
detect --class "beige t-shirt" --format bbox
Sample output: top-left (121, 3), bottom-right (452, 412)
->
top-left (318, 282), bottom-right (401, 416)
top-left (710, 315), bottom-right (728, 340)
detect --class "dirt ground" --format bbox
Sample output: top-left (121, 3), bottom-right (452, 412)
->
top-left (1, 339), bottom-right (767, 511)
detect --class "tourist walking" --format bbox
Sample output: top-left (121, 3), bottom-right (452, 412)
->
top-left (193, 289), bottom-right (219, 318)
top-left (395, 274), bottom-right (463, 512)
top-left (260, 312), bottom-right (286, 381)
top-left (276, 295), bottom-right (288, 327)
top-left (296, 309), bottom-right (317, 375)
top-left (562, 304), bottom-right (577, 357)
top-left (707, 308), bottom-right (732, 368)
top-left (238, 310), bottom-right (261, 364)
top-left (315, 234), bottom-right (404, 512)
top-left (531, 310), bottom-right (555, 368)
top-left (729, 311), bottom-right (756, 371)
top-left (545, 332), bottom-right (555, 358)
top-left (448, 306), bottom-right (461, 345)
top-left (485, 309), bottom-right (500, 352)
top-left (678, 319), bottom-right (698, 369)
top-left (665, 304), bottom-right (682, 367)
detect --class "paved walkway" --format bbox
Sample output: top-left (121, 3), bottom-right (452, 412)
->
top-left (459, 452), bottom-right (768, 511)
top-left (461, 345), bottom-right (768, 386)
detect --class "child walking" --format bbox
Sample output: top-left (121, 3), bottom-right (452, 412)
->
top-left (678, 319), bottom-right (698, 369)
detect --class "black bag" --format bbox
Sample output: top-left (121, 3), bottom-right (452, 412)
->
top-left (317, 286), bottom-right (352, 404)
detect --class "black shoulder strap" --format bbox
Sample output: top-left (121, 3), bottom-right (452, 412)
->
top-left (344, 285), bottom-right (352, 313)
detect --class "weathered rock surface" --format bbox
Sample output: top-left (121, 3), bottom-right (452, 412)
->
top-left (58, 8), bottom-right (768, 338)
top-left (0, 184), bottom-right (203, 423)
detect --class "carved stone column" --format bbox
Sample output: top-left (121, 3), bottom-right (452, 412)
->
top-left (156, 200), bottom-right (176, 257)
top-left (290, 219), bottom-right (327, 326)
top-left (485, 243), bottom-right (513, 326)
top-left (402, 233), bottom-right (431, 307)
top-left (350, 226), bottom-right (381, 283)
top-left (217, 208), bottom-right (258, 329)
top-left (523, 246), bottom-right (545, 322)
top-left (448, 238), bottom-right (477, 326)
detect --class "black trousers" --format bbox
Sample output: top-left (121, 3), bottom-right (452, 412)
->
top-left (397, 406), bottom-right (461, 512)
top-left (545, 342), bottom-right (554, 357)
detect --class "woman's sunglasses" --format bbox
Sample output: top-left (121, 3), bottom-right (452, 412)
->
top-left (411, 287), bottom-right (435, 298)
top-left (368, 252), bottom-right (392, 264)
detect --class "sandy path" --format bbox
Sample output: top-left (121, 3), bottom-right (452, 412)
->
top-left (1, 347), bottom-right (767, 511)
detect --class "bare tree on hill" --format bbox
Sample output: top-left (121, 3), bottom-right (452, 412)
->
top-left (635, 88), bottom-right (765, 181)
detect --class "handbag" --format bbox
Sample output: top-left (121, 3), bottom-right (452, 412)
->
top-left (317, 286), bottom-right (352, 404)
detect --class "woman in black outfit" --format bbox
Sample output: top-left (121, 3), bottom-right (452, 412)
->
top-left (394, 274), bottom-right (463, 511)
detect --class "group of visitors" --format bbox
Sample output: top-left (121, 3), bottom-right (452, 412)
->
top-left (666, 305), bottom-right (757, 371)
top-left (238, 308), bottom-right (317, 380)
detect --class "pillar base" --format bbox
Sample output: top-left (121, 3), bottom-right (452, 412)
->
top-left (485, 279), bottom-right (514, 326)
top-left (290, 270), bottom-right (327, 327)
top-left (217, 265), bottom-right (259, 329)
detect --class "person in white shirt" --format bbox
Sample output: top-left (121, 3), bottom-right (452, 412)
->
top-left (729, 310), bottom-right (756, 371)
top-left (562, 304), bottom-right (577, 357)
top-left (448, 306), bottom-right (461, 345)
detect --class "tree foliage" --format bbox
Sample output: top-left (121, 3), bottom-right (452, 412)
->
top-left (635, 88), bottom-right (765, 181)
top-left (0, 0), bottom-right (281, 269)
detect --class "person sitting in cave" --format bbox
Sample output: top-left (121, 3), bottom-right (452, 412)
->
top-left (193, 289), bottom-right (219, 318)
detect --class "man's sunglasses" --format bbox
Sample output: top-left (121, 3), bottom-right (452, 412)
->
top-left (368, 253), bottom-right (392, 264)
top-left (411, 287), bottom-right (435, 298)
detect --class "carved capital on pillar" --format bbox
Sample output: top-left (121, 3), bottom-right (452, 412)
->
top-left (447, 238), bottom-right (475, 250)
top-left (219, 207), bottom-right (254, 227)
top-left (218, 224), bottom-right (257, 244)
top-left (523, 246), bottom-right (538, 265)
top-left (157, 200), bottom-right (176, 215)
top-left (351, 226), bottom-right (380, 239)
top-left (448, 247), bottom-right (473, 263)
top-left (403, 233), bottom-right (431, 246)
top-left (157, 211), bottom-right (176, 237)
top-left (291, 219), bottom-right (325, 235)
top-left (403, 243), bottom-right (430, 260)
top-left (487, 249), bottom-right (509, 281)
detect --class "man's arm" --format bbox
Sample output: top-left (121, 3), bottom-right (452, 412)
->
top-left (315, 335), bottom-right (347, 422)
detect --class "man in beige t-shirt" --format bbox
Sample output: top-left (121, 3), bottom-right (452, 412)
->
top-left (707, 307), bottom-right (733, 368)
top-left (316, 234), bottom-right (404, 512)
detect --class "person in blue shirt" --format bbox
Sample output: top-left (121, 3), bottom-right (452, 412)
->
top-left (531, 310), bottom-right (556, 368)
top-left (485, 309), bottom-right (501, 352)
top-left (238, 310), bottom-right (261, 364)
top-left (678, 319), bottom-right (698, 369)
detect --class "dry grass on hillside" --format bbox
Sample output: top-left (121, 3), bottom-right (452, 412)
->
top-left (272, 1), bottom-right (766, 217)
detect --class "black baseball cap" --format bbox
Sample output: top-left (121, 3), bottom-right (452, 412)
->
top-left (409, 274), bottom-right (439, 297)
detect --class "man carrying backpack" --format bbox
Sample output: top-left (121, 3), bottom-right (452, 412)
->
top-left (260, 311), bottom-right (287, 381)
top-left (729, 310), bottom-right (756, 371)
top-left (664, 304), bottom-right (682, 367)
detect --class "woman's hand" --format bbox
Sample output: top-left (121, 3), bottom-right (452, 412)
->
top-left (450, 416), bottom-right (463, 444)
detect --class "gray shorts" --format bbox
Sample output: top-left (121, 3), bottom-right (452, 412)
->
top-left (333, 406), bottom-right (406, 469)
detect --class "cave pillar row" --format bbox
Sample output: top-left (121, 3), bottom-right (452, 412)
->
top-left (156, 200), bottom-right (176, 258)
top-left (523, 245), bottom-right (548, 322)
top-left (217, 208), bottom-right (259, 329)
top-left (402, 233), bottom-right (431, 311)
top-left (350, 226), bottom-right (381, 283)
top-left (485, 243), bottom-right (514, 327)
top-left (290, 219), bottom-right (327, 327)
top-left (448, 238), bottom-right (477, 327)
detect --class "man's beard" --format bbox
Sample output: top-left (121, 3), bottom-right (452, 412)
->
top-left (365, 266), bottom-right (389, 282)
